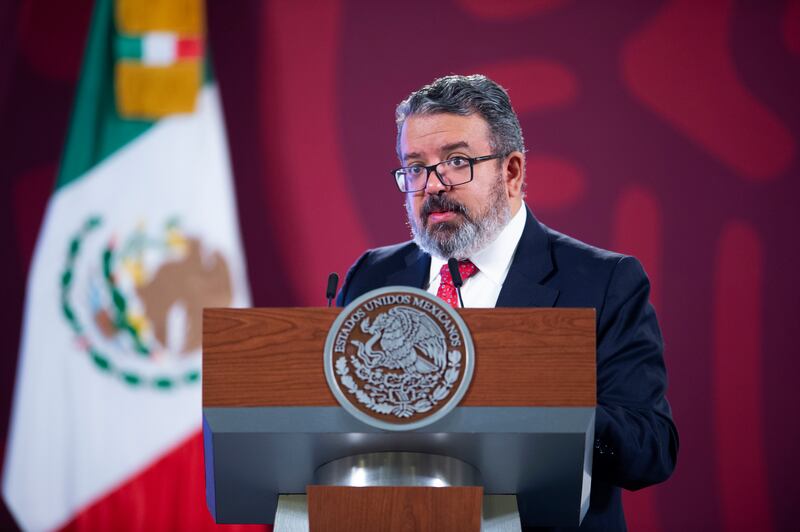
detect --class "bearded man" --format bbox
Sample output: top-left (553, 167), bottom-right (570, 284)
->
top-left (337, 74), bottom-right (678, 531)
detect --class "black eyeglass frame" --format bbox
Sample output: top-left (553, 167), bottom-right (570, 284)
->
top-left (390, 153), bottom-right (506, 193)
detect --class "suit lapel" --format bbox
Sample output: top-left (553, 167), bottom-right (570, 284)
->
top-left (495, 206), bottom-right (559, 307)
top-left (386, 245), bottom-right (430, 289)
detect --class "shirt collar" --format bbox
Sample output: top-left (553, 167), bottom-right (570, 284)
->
top-left (428, 205), bottom-right (527, 286)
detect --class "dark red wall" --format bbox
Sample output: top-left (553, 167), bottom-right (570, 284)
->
top-left (1, 0), bottom-right (799, 530)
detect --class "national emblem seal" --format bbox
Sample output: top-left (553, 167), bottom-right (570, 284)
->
top-left (324, 287), bottom-right (474, 431)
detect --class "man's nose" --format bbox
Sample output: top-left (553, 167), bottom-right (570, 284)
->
top-left (424, 169), bottom-right (446, 194)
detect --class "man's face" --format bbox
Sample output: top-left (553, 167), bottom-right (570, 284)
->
top-left (399, 113), bottom-right (512, 259)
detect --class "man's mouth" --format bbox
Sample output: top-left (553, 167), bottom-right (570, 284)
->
top-left (422, 196), bottom-right (467, 227)
top-left (426, 209), bottom-right (459, 224)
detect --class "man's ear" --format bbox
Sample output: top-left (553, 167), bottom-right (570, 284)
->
top-left (504, 151), bottom-right (525, 199)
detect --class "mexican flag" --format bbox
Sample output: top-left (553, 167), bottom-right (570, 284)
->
top-left (2, 0), bottom-right (253, 529)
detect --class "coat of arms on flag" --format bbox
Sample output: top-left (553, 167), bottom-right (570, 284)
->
top-left (62, 216), bottom-right (233, 390)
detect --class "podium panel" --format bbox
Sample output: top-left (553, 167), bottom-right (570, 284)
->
top-left (203, 307), bottom-right (596, 527)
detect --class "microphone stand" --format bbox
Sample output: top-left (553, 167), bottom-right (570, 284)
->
top-left (447, 258), bottom-right (465, 308)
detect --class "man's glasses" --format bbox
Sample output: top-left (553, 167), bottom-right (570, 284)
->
top-left (391, 153), bottom-right (505, 193)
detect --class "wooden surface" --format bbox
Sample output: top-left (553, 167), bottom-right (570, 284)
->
top-left (306, 485), bottom-right (482, 532)
top-left (203, 307), bottom-right (596, 407)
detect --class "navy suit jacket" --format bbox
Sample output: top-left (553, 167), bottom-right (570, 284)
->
top-left (337, 208), bottom-right (679, 531)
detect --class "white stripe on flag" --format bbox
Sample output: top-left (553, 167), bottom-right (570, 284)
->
top-left (142, 32), bottom-right (177, 66)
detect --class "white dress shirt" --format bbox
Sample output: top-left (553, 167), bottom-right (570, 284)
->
top-left (426, 206), bottom-right (527, 308)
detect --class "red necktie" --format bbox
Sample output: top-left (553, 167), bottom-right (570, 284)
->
top-left (437, 260), bottom-right (478, 308)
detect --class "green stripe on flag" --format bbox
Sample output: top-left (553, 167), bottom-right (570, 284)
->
top-left (57, 0), bottom-right (154, 190)
top-left (115, 34), bottom-right (143, 61)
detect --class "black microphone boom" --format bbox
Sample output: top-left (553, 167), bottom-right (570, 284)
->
top-left (447, 258), bottom-right (465, 308)
top-left (326, 272), bottom-right (339, 307)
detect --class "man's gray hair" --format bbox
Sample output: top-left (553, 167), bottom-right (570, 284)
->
top-left (395, 74), bottom-right (525, 159)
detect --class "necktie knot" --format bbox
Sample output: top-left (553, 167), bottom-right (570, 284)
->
top-left (437, 260), bottom-right (478, 308)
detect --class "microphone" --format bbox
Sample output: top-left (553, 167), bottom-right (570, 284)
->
top-left (326, 272), bottom-right (339, 307)
top-left (447, 258), bottom-right (465, 308)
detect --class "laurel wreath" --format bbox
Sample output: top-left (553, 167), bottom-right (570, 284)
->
top-left (102, 243), bottom-right (150, 356)
top-left (335, 349), bottom-right (462, 419)
top-left (60, 216), bottom-right (200, 390)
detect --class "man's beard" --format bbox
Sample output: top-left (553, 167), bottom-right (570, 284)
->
top-left (406, 177), bottom-right (511, 260)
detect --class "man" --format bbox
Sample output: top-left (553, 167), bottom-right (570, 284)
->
top-left (337, 74), bottom-right (678, 530)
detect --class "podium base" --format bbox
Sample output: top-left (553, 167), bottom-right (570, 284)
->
top-left (273, 494), bottom-right (521, 532)
top-left (272, 453), bottom-right (520, 531)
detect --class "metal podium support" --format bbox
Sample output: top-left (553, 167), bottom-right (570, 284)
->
top-left (314, 452), bottom-right (481, 486)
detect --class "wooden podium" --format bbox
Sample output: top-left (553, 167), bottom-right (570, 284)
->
top-left (203, 307), bottom-right (596, 530)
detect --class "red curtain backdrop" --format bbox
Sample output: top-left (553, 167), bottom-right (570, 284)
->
top-left (1, 0), bottom-right (798, 530)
